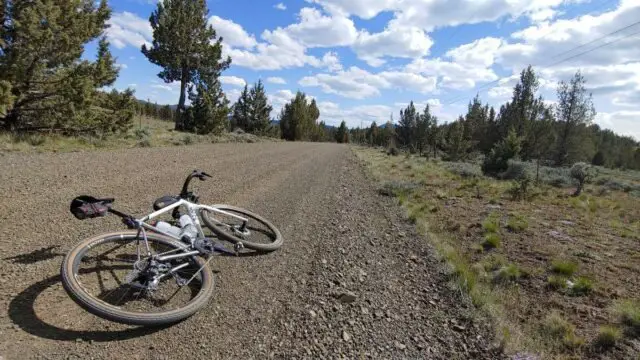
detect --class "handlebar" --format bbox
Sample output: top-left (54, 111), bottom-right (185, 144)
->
top-left (179, 169), bottom-right (211, 200)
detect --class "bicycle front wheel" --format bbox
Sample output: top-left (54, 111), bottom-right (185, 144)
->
top-left (201, 205), bottom-right (283, 252)
top-left (60, 231), bottom-right (214, 326)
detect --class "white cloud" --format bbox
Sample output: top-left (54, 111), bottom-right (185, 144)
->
top-left (265, 8), bottom-right (358, 48)
top-left (116, 63), bottom-right (128, 70)
top-left (268, 89), bottom-right (297, 116)
top-left (406, 57), bottom-right (498, 90)
top-left (106, 12), bottom-right (152, 49)
top-left (308, 0), bottom-right (567, 29)
top-left (220, 75), bottom-right (247, 87)
top-left (274, 2), bottom-right (287, 10)
top-left (353, 24), bottom-right (433, 66)
top-left (300, 66), bottom-right (437, 99)
top-left (209, 16), bottom-right (257, 49)
top-left (225, 88), bottom-right (242, 104)
top-left (151, 84), bottom-right (174, 92)
top-left (128, 83), bottom-right (137, 88)
top-left (596, 111), bottom-right (640, 140)
top-left (317, 101), bottom-right (393, 128)
top-left (322, 51), bottom-right (342, 72)
top-left (266, 77), bottom-right (287, 84)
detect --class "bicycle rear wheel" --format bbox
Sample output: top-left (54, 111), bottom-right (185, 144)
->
top-left (60, 231), bottom-right (214, 326)
top-left (200, 205), bottom-right (283, 252)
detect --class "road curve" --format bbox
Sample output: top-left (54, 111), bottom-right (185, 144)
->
top-left (0, 142), bottom-right (500, 359)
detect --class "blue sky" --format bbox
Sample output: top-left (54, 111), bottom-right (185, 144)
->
top-left (102, 0), bottom-right (640, 139)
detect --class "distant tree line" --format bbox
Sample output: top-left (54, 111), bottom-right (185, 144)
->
top-left (351, 66), bottom-right (640, 171)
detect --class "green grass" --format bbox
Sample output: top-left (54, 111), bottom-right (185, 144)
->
top-left (541, 312), bottom-right (584, 350)
top-left (551, 259), bottom-right (578, 276)
top-left (482, 213), bottom-right (500, 233)
top-left (613, 299), bottom-right (640, 333)
top-left (570, 277), bottom-right (594, 296)
top-left (483, 233), bottom-right (501, 249)
top-left (594, 325), bottom-right (622, 350)
top-left (547, 275), bottom-right (568, 290)
top-left (506, 213), bottom-right (529, 232)
top-left (494, 263), bottom-right (521, 283)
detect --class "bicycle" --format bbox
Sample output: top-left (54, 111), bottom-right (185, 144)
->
top-left (60, 170), bottom-right (283, 326)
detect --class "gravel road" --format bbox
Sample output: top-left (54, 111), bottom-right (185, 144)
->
top-left (0, 143), bottom-right (501, 359)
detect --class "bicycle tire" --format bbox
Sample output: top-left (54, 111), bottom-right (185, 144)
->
top-left (60, 230), bottom-right (214, 326)
top-left (200, 205), bottom-right (283, 252)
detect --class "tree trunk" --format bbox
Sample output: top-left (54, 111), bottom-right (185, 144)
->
top-left (175, 68), bottom-right (188, 131)
top-left (536, 158), bottom-right (540, 184)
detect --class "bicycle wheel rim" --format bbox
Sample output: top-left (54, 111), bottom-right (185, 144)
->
top-left (66, 232), bottom-right (211, 319)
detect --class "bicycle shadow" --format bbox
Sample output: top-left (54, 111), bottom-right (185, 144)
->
top-left (7, 274), bottom-right (163, 342)
top-left (3, 245), bottom-right (65, 264)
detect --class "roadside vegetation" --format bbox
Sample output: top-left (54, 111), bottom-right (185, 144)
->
top-left (1, 0), bottom-right (338, 153)
top-left (352, 66), bottom-right (639, 359)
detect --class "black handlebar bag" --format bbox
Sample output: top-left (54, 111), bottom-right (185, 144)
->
top-left (70, 196), bottom-right (113, 220)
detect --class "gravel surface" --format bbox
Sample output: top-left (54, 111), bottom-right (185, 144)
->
top-left (0, 143), bottom-right (502, 359)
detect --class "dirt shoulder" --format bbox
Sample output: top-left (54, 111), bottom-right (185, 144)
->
top-left (0, 142), bottom-right (498, 359)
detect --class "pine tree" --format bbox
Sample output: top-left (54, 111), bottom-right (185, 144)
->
top-left (247, 80), bottom-right (272, 133)
top-left (416, 105), bottom-right (433, 156)
top-left (444, 117), bottom-right (470, 161)
top-left (398, 102), bottom-right (417, 149)
top-left (554, 71), bottom-right (596, 165)
top-left (427, 116), bottom-right (439, 158)
top-left (336, 121), bottom-right (348, 143)
top-left (231, 85), bottom-right (250, 130)
top-left (0, 0), bottom-right (133, 133)
top-left (185, 78), bottom-right (229, 134)
top-left (142, 0), bottom-right (230, 131)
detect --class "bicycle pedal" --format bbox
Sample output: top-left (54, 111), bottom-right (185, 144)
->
top-left (233, 242), bottom-right (244, 254)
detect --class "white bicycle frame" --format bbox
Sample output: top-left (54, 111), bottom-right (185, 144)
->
top-left (133, 199), bottom-right (248, 262)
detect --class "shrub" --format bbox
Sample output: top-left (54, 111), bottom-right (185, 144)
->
top-left (506, 214), bottom-right (528, 232)
top-left (570, 162), bottom-right (595, 196)
top-left (482, 213), bottom-right (500, 233)
top-left (570, 276), bottom-right (593, 296)
top-left (613, 299), bottom-right (640, 334)
top-left (501, 160), bottom-right (529, 180)
top-left (483, 233), bottom-right (501, 249)
top-left (183, 135), bottom-right (194, 145)
top-left (133, 127), bottom-right (150, 140)
top-left (542, 312), bottom-right (584, 350)
top-left (443, 162), bottom-right (482, 178)
top-left (594, 326), bottom-right (622, 349)
top-left (548, 275), bottom-right (568, 290)
top-left (494, 263), bottom-right (521, 283)
top-left (551, 259), bottom-right (578, 276)
top-left (482, 128), bottom-right (521, 176)
top-left (507, 174), bottom-right (532, 201)
top-left (387, 146), bottom-right (399, 156)
top-left (481, 253), bottom-right (507, 271)
top-left (137, 138), bottom-right (151, 147)
top-left (378, 181), bottom-right (419, 197)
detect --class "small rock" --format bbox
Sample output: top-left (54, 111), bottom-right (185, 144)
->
top-left (321, 259), bottom-right (327, 265)
top-left (394, 341), bottom-right (406, 350)
top-left (309, 310), bottom-right (317, 318)
top-left (342, 330), bottom-right (351, 342)
top-left (75, 338), bottom-right (83, 342)
top-left (374, 310), bottom-right (384, 319)
top-left (337, 291), bottom-right (357, 304)
top-left (361, 307), bottom-right (369, 315)
top-left (398, 232), bottom-right (406, 238)
top-left (452, 324), bottom-right (466, 332)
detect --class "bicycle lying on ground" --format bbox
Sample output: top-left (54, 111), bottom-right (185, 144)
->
top-left (60, 170), bottom-right (283, 326)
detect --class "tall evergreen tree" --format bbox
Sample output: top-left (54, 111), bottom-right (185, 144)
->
top-left (142, 0), bottom-right (230, 131)
top-left (248, 80), bottom-right (272, 133)
top-left (444, 117), bottom-right (471, 161)
top-left (185, 75), bottom-right (229, 134)
top-left (398, 102), bottom-right (417, 149)
top-left (231, 84), bottom-right (250, 130)
top-left (554, 71), bottom-right (596, 165)
top-left (335, 121), bottom-right (348, 143)
top-left (0, 0), bottom-right (133, 132)
top-left (416, 104), bottom-right (433, 156)
top-left (279, 91), bottom-right (312, 141)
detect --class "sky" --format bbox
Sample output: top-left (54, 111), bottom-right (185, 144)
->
top-left (101, 0), bottom-right (640, 139)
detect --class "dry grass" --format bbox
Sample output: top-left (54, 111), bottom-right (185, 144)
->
top-left (0, 116), bottom-right (279, 153)
top-left (353, 146), bottom-right (640, 359)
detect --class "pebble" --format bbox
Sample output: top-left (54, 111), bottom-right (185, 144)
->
top-left (337, 291), bottom-right (357, 304)
top-left (342, 330), bottom-right (351, 342)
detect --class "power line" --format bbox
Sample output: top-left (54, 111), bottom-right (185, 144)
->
top-left (443, 2), bottom-right (637, 105)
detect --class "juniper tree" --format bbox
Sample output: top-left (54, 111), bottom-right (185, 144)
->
top-left (142, 0), bottom-right (230, 131)
top-left (231, 85), bottom-right (250, 130)
top-left (248, 80), bottom-right (272, 133)
top-left (0, 0), bottom-right (132, 133)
